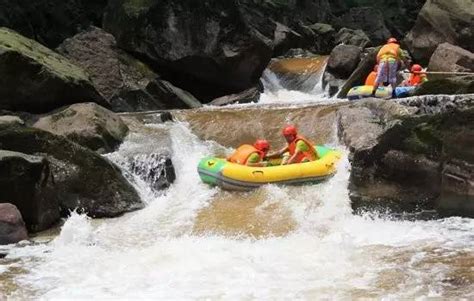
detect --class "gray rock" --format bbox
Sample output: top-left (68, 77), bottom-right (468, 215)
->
top-left (0, 203), bottom-right (28, 245)
top-left (404, 0), bottom-right (474, 64)
top-left (210, 87), bottom-right (261, 106)
top-left (326, 44), bottom-right (362, 78)
top-left (145, 80), bottom-right (202, 109)
top-left (0, 28), bottom-right (106, 113)
top-left (0, 115), bottom-right (24, 128)
top-left (0, 150), bottom-right (59, 232)
top-left (33, 103), bottom-right (129, 153)
top-left (428, 43), bottom-right (474, 73)
top-left (335, 28), bottom-right (370, 48)
top-left (130, 154), bottom-right (176, 191)
top-left (0, 127), bottom-right (143, 218)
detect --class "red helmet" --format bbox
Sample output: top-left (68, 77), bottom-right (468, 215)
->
top-left (387, 37), bottom-right (398, 44)
top-left (254, 139), bottom-right (270, 152)
top-left (411, 64), bottom-right (422, 72)
top-left (282, 125), bottom-right (297, 136)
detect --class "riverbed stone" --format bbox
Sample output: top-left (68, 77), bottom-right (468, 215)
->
top-left (327, 44), bottom-right (361, 79)
top-left (0, 203), bottom-right (28, 245)
top-left (209, 87), bottom-right (261, 106)
top-left (428, 43), bottom-right (474, 73)
top-left (0, 27), bottom-right (106, 113)
top-left (33, 103), bottom-right (129, 153)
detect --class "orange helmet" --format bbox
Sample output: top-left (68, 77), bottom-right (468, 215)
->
top-left (254, 139), bottom-right (270, 152)
top-left (387, 37), bottom-right (398, 44)
top-left (411, 64), bottom-right (422, 72)
top-left (282, 125), bottom-right (297, 136)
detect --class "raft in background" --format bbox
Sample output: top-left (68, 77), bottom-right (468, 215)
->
top-left (198, 146), bottom-right (341, 191)
top-left (347, 85), bottom-right (415, 100)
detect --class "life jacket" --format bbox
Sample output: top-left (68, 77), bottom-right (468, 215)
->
top-left (377, 43), bottom-right (400, 62)
top-left (407, 73), bottom-right (426, 86)
top-left (227, 144), bottom-right (264, 165)
top-left (365, 71), bottom-right (377, 86)
top-left (288, 136), bottom-right (317, 163)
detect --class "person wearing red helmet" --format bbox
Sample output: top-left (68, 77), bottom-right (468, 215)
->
top-left (372, 37), bottom-right (410, 97)
top-left (227, 139), bottom-right (271, 167)
top-left (267, 125), bottom-right (318, 165)
top-left (401, 64), bottom-right (428, 86)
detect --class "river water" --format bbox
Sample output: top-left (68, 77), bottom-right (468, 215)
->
top-left (1, 60), bottom-right (473, 299)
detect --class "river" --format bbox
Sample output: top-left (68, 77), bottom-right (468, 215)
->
top-left (1, 59), bottom-right (473, 299)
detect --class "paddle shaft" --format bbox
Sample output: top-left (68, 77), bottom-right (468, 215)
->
top-left (401, 71), bottom-right (474, 75)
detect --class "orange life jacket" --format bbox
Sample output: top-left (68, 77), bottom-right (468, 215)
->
top-left (288, 136), bottom-right (317, 163)
top-left (365, 71), bottom-right (377, 86)
top-left (377, 43), bottom-right (400, 62)
top-left (227, 144), bottom-right (264, 165)
top-left (407, 73), bottom-right (426, 86)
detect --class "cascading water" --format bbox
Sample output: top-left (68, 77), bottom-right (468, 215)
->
top-left (1, 116), bottom-right (473, 299)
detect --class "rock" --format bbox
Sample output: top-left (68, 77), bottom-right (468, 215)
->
top-left (414, 76), bottom-right (474, 96)
top-left (0, 150), bottom-right (59, 232)
top-left (57, 26), bottom-right (187, 112)
top-left (272, 22), bottom-right (305, 57)
top-left (0, 115), bottom-right (24, 128)
top-left (405, 0), bottom-right (474, 64)
top-left (103, 0), bottom-right (274, 102)
top-left (438, 161), bottom-right (474, 217)
top-left (33, 103), bottom-right (129, 153)
top-left (0, 203), bottom-right (28, 245)
top-left (0, 28), bottom-right (105, 113)
top-left (428, 43), bottom-right (474, 73)
top-left (326, 44), bottom-right (361, 78)
top-left (0, 0), bottom-right (108, 48)
top-left (337, 47), bottom-right (379, 98)
top-left (145, 80), bottom-right (202, 109)
top-left (209, 87), bottom-right (261, 106)
top-left (130, 154), bottom-right (176, 191)
top-left (302, 23), bottom-right (336, 54)
top-left (332, 7), bottom-right (391, 46)
top-left (335, 28), bottom-right (370, 48)
top-left (0, 126), bottom-right (143, 218)
top-left (395, 94), bottom-right (474, 115)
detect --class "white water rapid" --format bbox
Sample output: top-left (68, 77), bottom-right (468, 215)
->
top-left (1, 61), bottom-right (473, 299)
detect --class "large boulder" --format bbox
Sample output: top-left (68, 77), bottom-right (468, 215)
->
top-left (326, 44), bottom-right (361, 78)
top-left (209, 87), bottom-right (261, 106)
top-left (0, 203), bottom-right (28, 245)
top-left (103, 0), bottom-right (273, 101)
top-left (0, 0), bottom-right (108, 48)
top-left (335, 28), bottom-right (370, 48)
top-left (0, 150), bottom-right (59, 232)
top-left (145, 80), bottom-right (202, 109)
top-left (33, 103), bottom-right (129, 153)
top-left (405, 0), bottom-right (474, 64)
top-left (0, 126), bottom-right (143, 218)
top-left (414, 76), bottom-right (474, 96)
top-left (0, 28), bottom-right (105, 113)
top-left (428, 43), bottom-right (474, 73)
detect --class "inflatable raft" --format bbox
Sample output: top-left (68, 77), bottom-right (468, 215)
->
top-left (347, 85), bottom-right (415, 100)
top-left (198, 146), bottom-right (342, 191)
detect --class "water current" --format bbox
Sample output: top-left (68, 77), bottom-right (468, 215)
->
top-left (1, 61), bottom-right (473, 299)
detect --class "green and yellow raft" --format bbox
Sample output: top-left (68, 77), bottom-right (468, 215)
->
top-left (198, 146), bottom-right (342, 191)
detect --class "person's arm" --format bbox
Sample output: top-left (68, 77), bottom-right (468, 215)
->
top-left (265, 146), bottom-right (288, 159)
top-left (246, 153), bottom-right (267, 167)
top-left (283, 140), bottom-right (309, 165)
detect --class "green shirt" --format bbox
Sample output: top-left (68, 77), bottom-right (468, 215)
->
top-left (296, 140), bottom-right (310, 152)
top-left (247, 152), bottom-right (261, 164)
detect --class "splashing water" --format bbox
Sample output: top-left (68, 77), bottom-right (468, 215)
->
top-left (1, 118), bottom-right (473, 299)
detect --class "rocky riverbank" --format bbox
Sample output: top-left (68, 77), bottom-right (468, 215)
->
top-left (0, 0), bottom-right (473, 244)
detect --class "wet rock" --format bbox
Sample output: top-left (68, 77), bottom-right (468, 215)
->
top-left (0, 28), bottom-right (105, 113)
top-left (438, 161), bottom-right (474, 217)
top-left (130, 154), bottom-right (176, 191)
top-left (0, 203), bottom-right (28, 245)
top-left (414, 76), bottom-right (474, 96)
top-left (0, 150), bottom-right (59, 232)
top-left (395, 94), bottom-right (474, 115)
top-left (103, 0), bottom-right (273, 101)
top-left (0, 126), bottom-right (143, 218)
top-left (0, 0), bottom-right (108, 48)
top-left (326, 44), bottom-right (361, 78)
top-left (0, 115), bottom-right (24, 129)
top-left (209, 87), bottom-right (261, 106)
top-left (145, 80), bottom-right (202, 109)
top-left (428, 43), bottom-right (474, 73)
top-left (405, 0), bottom-right (474, 64)
top-left (302, 23), bottom-right (336, 54)
top-left (33, 103), bottom-right (129, 153)
top-left (332, 7), bottom-right (390, 46)
top-left (335, 28), bottom-right (370, 48)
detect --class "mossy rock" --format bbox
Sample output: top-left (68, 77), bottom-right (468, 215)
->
top-left (415, 76), bottom-right (474, 95)
top-left (0, 28), bottom-right (106, 113)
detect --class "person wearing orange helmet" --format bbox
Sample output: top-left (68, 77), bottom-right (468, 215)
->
top-left (267, 125), bottom-right (318, 165)
top-left (401, 64), bottom-right (428, 86)
top-left (371, 37), bottom-right (410, 97)
top-left (227, 139), bottom-right (271, 167)
top-left (365, 64), bottom-right (378, 86)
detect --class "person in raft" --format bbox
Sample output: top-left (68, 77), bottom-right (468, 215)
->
top-left (401, 64), bottom-right (428, 86)
top-left (371, 37), bottom-right (410, 98)
top-left (227, 139), bottom-right (271, 167)
top-left (365, 64), bottom-right (378, 86)
top-left (267, 125), bottom-right (318, 165)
